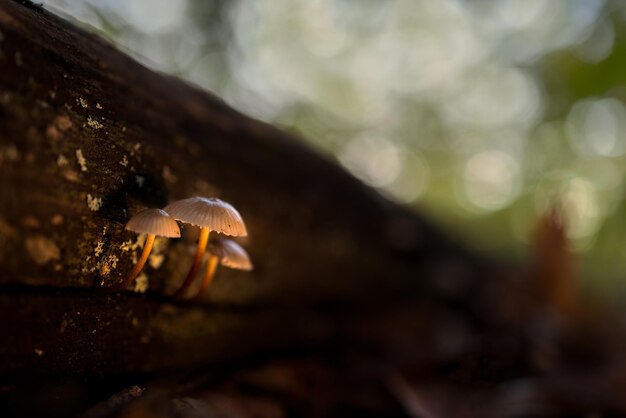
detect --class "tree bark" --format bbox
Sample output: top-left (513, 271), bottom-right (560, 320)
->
top-left (0, 0), bottom-right (480, 376)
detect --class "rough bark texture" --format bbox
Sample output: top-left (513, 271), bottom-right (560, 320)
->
top-left (0, 0), bottom-right (479, 377)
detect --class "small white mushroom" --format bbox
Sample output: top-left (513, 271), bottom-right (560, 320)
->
top-left (190, 238), bottom-right (252, 301)
top-left (163, 197), bottom-right (247, 298)
top-left (110, 209), bottom-right (180, 291)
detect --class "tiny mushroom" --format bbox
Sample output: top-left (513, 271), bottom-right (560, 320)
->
top-left (111, 208), bottom-right (180, 290)
top-left (190, 237), bottom-right (253, 301)
top-left (163, 197), bottom-right (247, 298)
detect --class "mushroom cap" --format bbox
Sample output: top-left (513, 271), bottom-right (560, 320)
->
top-left (163, 197), bottom-right (247, 236)
top-left (208, 238), bottom-right (253, 271)
top-left (125, 208), bottom-right (181, 238)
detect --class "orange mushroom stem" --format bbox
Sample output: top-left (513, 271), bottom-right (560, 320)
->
top-left (190, 254), bottom-right (219, 302)
top-left (189, 237), bottom-right (253, 301)
top-left (172, 226), bottom-right (210, 298)
top-left (111, 234), bottom-right (156, 291)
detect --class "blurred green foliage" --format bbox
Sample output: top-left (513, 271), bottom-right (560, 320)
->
top-left (43, 0), bottom-right (626, 288)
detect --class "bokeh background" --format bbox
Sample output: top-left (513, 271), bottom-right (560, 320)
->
top-left (42, 0), bottom-right (626, 298)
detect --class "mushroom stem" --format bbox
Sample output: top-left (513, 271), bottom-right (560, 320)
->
top-left (173, 227), bottom-right (210, 298)
top-left (190, 255), bottom-right (219, 301)
top-left (113, 233), bottom-right (156, 290)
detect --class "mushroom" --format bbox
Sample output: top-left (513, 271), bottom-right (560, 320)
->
top-left (163, 197), bottom-right (247, 298)
top-left (112, 208), bottom-right (180, 290)
top-left (190, 237), bottom-right (253, 301)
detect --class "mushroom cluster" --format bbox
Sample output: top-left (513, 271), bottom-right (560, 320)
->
top-left (109, 197), bottom-right (252, 300)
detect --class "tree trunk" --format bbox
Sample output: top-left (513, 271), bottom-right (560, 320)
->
top-left (0, 0), bottom-right (480, 376)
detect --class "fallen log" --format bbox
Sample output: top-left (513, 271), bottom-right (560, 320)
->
top-left (0, 0), bottom-right (479, 376)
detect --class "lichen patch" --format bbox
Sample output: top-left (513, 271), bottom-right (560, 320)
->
top-left (136, 234), bottom-right (147, 248)
top-left (94, 241), bottom-right (104, 257)
top-left (75, 149), bottom-right (87, 171)
top-left (134, 273), bottom-right (149, 293)
top-left (148, 253), bottom-right (164, 269)
top-left (99, 254), bottom-right (119, 276)
top-left (123, 234), bottom-right (147, 265)
top-left (147, 236), bottom-right (169, 270)
top-left (86, 117), bottom-right (103, 129)
top-left (25, 235), bottom-right (60, 265)
top-left (77, 97), bottom-right (88, 108)
top-left (119, 240), bottom-right (135, 252)
top-left (57, 154), bottom-right (68, 166)
top-left (86, 194), bottom-right (102, 211)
